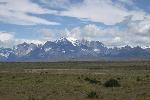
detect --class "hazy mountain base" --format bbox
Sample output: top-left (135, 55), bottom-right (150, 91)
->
top-left (0, 61), bottom-right (149, 100)
top-left (5, 57), bottom-right (150, 62)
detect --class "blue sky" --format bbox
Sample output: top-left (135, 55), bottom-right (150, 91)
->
top-left (0, 0), bottom-right (150, 47)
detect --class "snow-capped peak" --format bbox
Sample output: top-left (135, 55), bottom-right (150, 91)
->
top-left (141, 46), bottom-right (150, 49)
top-left (66, 37), bottom-right (77, 46)
top-left (55, 37), bottom-right (78, 46)
top-left (55, 37), bottom-right (68, 43)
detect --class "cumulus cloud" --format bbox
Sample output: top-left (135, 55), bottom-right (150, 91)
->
top-left (1, 19), bottom-right (150, 47)
top-left (0, 32), bottom-right (15, 47)
top-left (61, 23), bottom-right (150, 47)
top-left (0, 32), bottom-right (14, 42)
top-left (0, 31), bottom-right (44, 48)
top-left (127, 16), bottom-right (150, 36)
top-left (63, 24), bottom-right (118, 40)
top-left (0, 0), bottom-right (59, 25)
top-left (15, 39), bottom-right (44, 45)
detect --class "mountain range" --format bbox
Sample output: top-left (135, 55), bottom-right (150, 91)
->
top-left (1, 37), bottom-right (150, 61)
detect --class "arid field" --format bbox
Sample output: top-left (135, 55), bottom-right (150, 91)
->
top-left (0, 61), bottom-right (150, 100)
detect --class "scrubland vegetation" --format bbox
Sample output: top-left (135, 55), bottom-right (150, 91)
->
top-left (0, 61), bottom-right (150, 100)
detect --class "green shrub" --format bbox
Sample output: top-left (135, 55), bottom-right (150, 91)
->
top-left (146, 75), bottom-right (149, 78)
top-left (77, 76), bottom-right (80, 79)
top-left (29, 96), bottom-right (35, 100)
top-left (12, 76), bottom-right (15, 79)
top-left (87, 91), bottom-right (98, 99)
top-left (117, 77), bottom-right (121, 80)
top-left (136, 76), bottom-right (141, 81)
top-left (104, 79), bottom-right (120, 87)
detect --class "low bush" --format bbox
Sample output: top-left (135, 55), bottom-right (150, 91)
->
top-left (104, 79), bottom-right (120, 87)
top-left (12, 76), bottom-right (15, 79)
top-left (87, 91), bottom-right (98, 99)
top-left (146, 75), bottom-right (149, 78)
top-left (136, 76), bottom-right (141, 81)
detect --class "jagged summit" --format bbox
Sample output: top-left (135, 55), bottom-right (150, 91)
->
top-left (0, 38), bottom-right (150, 61)
top-left (55, 37), bottom-right (68, 42)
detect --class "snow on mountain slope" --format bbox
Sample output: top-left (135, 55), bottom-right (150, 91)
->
top-left (0, 37), bottom-right (150, 61)
top-left (13, 42), bottom-right (37, 57)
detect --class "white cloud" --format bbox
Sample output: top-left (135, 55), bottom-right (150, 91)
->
top-left (0, 0), bottom-right (148, 25)
top-left (0, 32), bottom-right (14, 42)
top-left (60, 0), bottom-right (128, 25)
top-left (0, 32), bottom-right (15, 47)
top-left (61, 23), bottom-right (150, 47)
top-left (0, 31), bottom-right (44, 48)
top-left (59, 0), bottom-right (148, 25)
top-left (64, 24), bottom-right (119, 40)
top-left (1, 19), bottom-right (150, 47)
top-left (0, 0), bottom-right (59, 25)
top-left (15, 39), bottom-right (45, 45)
top-left (127, 15), bottom-right (150, 36)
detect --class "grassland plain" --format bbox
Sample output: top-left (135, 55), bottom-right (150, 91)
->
top-left (0, 61), bottom-right (150, 100)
